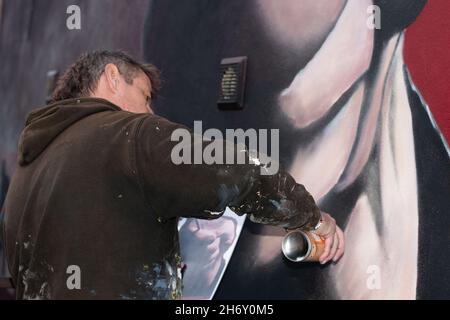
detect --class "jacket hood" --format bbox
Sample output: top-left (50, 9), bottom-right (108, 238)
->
top-left (18, 98), bottom-right (121, 166)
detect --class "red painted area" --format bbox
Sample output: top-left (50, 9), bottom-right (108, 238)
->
top-left (404, 0), bottom-right (450, 143)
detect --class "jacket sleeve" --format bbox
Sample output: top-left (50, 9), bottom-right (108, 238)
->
top-left (134, 114), bottom-right (321, 231)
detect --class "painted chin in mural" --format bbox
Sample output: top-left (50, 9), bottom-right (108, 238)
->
top-left (256, 0), bottom-right (417, 299)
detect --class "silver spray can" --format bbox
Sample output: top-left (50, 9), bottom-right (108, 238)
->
top-left (282, 230), bottom-right (326, 262)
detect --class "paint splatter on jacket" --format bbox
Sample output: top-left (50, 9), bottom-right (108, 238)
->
top-left (3, 98), bottom-right (320, 299)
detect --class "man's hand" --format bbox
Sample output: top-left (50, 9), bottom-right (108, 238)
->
top-left (313, 212), bottom-right (345, 264)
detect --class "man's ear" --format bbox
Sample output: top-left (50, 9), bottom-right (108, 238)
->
top-left (104, 63), bottom-right (121, 93)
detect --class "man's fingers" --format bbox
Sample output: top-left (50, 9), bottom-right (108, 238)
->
top-left (327, 233), bottom-right (339, 263)
top-left (327, 216), bottom-right (336, 237)
top-left (319, 234), bottom-right (334, 264)
top-left (322, 233), bottom-right (338, 264)
top-left (317, 213), bottom-right (336, 238)
top-left (333, 227), bottom-right (345, 262)
top-left (315, 212), bottom-right (345, 264)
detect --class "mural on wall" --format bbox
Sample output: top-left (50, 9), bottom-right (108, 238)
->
top-left (263, 0), bottom-right (419, 299)
top-left (144, 0), bottom-right (450, 299)
top-left (0, 0), bottom-right (448, 300)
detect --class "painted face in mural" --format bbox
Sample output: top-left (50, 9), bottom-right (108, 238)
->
top-left (180, 216), bottom-right (237, 298)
